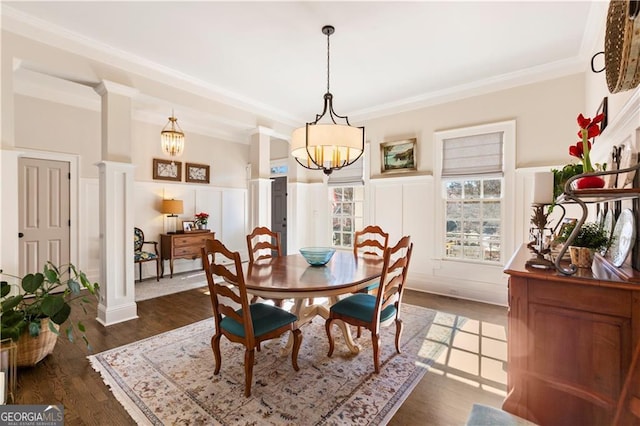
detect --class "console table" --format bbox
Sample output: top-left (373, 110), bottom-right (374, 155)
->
top-left (503, 244), bottom-right (640, 425)
top-left (160, 231), bottom-right (215, 278)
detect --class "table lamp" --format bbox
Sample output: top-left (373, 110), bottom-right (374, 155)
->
top-left (162, 199), bottom-right (183, 233)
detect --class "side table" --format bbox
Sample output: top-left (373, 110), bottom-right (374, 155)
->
top-left (160, 231), bottom-right (215, 278)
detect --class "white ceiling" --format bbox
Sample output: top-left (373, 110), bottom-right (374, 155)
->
top-left (2, 1), bottom-right (608, 141)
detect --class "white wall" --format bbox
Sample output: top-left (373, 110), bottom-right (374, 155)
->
top-left (2, 91), bottom-right (251, 282)
top-left (7, 14), bottom-right (639, 308)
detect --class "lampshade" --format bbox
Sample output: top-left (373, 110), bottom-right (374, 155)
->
top-left (291, 25), bottom-right (364, 176)
top-left (161, 112), bottom-right (185, 158)
top-left (291, 124), bottom-right (363, 168)
top-left (161, 199), bottom-right (183, 216)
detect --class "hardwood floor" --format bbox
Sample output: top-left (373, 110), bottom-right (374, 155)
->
top-left (12, 287), bottom-right (507, 425)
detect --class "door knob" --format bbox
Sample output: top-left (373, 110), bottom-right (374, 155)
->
top-left (18, 232), bottom-right (24, 238)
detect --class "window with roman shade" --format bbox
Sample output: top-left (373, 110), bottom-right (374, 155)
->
top-left (442, 132), bottom-right (503, 177)
top-left (327, 155), bottom-right (364, 186)
top-left (441, 131), bottom-right (505, 263)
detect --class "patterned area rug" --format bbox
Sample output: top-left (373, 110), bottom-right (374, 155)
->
top-left (89, 304), bottom-right (465, 425)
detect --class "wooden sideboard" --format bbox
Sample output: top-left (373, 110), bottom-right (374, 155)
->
top-left (160, 231), bottom-right (215, 278)
top-left (504, 244), bottom-right (640, 425)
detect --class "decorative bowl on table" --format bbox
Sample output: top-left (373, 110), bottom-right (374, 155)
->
top-left (299, 247), bottom-right (336, 266)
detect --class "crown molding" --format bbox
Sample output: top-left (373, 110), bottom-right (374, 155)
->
top-left (1, 6), bottom-right (301, 128)
top-left (94, 80), bottom-right (139, 98)
top-left (351, 57), bottom-right (584, 122)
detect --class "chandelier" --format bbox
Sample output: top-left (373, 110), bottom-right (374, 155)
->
top-left (291, 25), bottom-right (364, 175)
top-left (161, 111), bottom-right (185, 158)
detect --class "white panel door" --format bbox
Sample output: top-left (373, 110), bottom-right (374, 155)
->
top-left (18, 157), bottom-right (70, 275)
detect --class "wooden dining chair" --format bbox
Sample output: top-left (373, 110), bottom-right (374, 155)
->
top-left (246, 226), bottom-right (282, 263)
top-left (353, 225), bottom-right (389, 295)
top-left (353, 225), bottom-right (389, 259)
top-left (352, 225), bottom-right (389, 336)
top-left (246, 226), bottom-right (284, 306)
top-left (134, 227), bottom-right (160, 282)
top-left (201, 238), bottom-right (302, 397)
top-left (326, 235), bottom-right (413, 373)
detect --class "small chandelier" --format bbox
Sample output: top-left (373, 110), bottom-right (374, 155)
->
top-left (161, 111), bottom-right (185, 158)
top-left (291, 25), bottom-right (364, 175)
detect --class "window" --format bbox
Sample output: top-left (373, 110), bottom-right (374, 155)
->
top-left (330, 186), bottom-right (364, 248)
top-left (435, 122), bottom-right (515, 266)
top-left (270, 159), bottom-right (288, 177)
top-left (445, 178), bottom-right (501, 262)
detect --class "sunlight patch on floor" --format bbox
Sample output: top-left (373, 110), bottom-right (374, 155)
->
top-left (417, 312), bottom-right (508, 397)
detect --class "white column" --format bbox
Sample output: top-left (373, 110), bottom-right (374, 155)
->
top-left (96, 162), bottom-right (137, 325)
top-left (94, 81), bottom-right (139, 325)
top-left (248, 127), bottom-right (273, 230)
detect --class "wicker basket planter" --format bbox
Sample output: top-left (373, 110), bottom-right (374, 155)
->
top-left (15, 319), bottom-right (59, 367)
top-left (569, 246), bottom-right (595, 269)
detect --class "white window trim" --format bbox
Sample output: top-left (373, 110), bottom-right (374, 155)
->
top-left (270, 158), bottom-right (288, 177)
top-left (433, 120), bottom-right (516, 264)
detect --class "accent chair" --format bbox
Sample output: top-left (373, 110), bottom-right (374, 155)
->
top-left (134, 227), bottom-right (160, 282)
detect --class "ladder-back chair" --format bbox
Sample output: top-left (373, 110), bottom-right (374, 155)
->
top-left (326, 235), bottom-right (413, 373)
top-left (202, 238), bottom-right (302, 397)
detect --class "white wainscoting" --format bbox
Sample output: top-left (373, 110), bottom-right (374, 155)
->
top-left (79, 179), bottom-right (248, 282)
top-left (367, 172), bottom-right (586, 306)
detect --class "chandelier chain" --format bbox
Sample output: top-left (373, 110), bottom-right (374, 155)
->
top-left (326, 29), bottom-right (331, 94)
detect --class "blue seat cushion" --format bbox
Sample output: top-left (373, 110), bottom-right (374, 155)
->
top-left (221, 303), bottom-right (298, 338)
top-left (135, 251), bottom-right (157, 262)
top-left (465, 404), bottom-right (537, 425)
top-left (330, 293), bottom-right (396, 323)
top-left (361, 281), bottom-right (379, 292)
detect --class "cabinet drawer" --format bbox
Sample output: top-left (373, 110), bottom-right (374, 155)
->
top-left (527, 278), bottom-right (631, 318)
top-left (174, 246), bottom-right (200, 257)
top-left (174, 237), bottom-right (196, 247)
top-left (173, 234), bottom-right (213, 247)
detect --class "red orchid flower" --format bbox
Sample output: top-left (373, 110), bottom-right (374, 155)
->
top-left (569, 141), bottom-right (591, 158)
top-left (571, 113), bottom-right (604, 173)
top-left (576, 113), bottom-right (604, 138)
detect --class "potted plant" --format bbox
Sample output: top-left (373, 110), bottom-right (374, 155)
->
top-left (554, 221), bottom-right (611, 268)
top-left (0, 262), bottom-right (100, 366)
top-left (194, 212), bottom-right (209, 230)
top-left (552, 163), bottom-right (584, 200)
top-left (568, 112), bottom-right (606, 189)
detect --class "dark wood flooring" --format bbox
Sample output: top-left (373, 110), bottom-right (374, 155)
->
top-left (12, 286), bottom-right (507, 425)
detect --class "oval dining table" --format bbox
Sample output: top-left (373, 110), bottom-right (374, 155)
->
top-left (242, 250), bottom-right (384, 354)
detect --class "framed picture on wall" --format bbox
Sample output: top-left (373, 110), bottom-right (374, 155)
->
top-left (153, 159), bottom-right (182, 181)
top-left (185, 163), bottom-right (210, 184)
top-left (380, 138), bottom-right (417, 174)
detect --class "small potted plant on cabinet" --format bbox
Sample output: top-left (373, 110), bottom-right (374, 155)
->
top-left (194, 212), bottom-right (209, 230)
top-left (0, 262), bottom-right (99, 366)
top-left (554, 221), bottom-right (610, 268)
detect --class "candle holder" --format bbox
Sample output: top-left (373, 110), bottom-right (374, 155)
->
top-left (526, 204), bottom-right (555, 269)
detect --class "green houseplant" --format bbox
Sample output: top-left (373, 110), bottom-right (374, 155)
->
top-left (1, 262), bottom-right (100, 366)
top-left (554, 221), bottom-right (611, 268)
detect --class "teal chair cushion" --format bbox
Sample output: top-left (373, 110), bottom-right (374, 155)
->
top-left (361, 281), bottom-right (379, 293)
top-left (221, 303), bottom-right (298, 338)
top-left (465, 404), bottom-right (537, 425)
top-left (135, 251), bottom-right (157, 262)
top-left (330, 293), bottom-right (396, 323)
